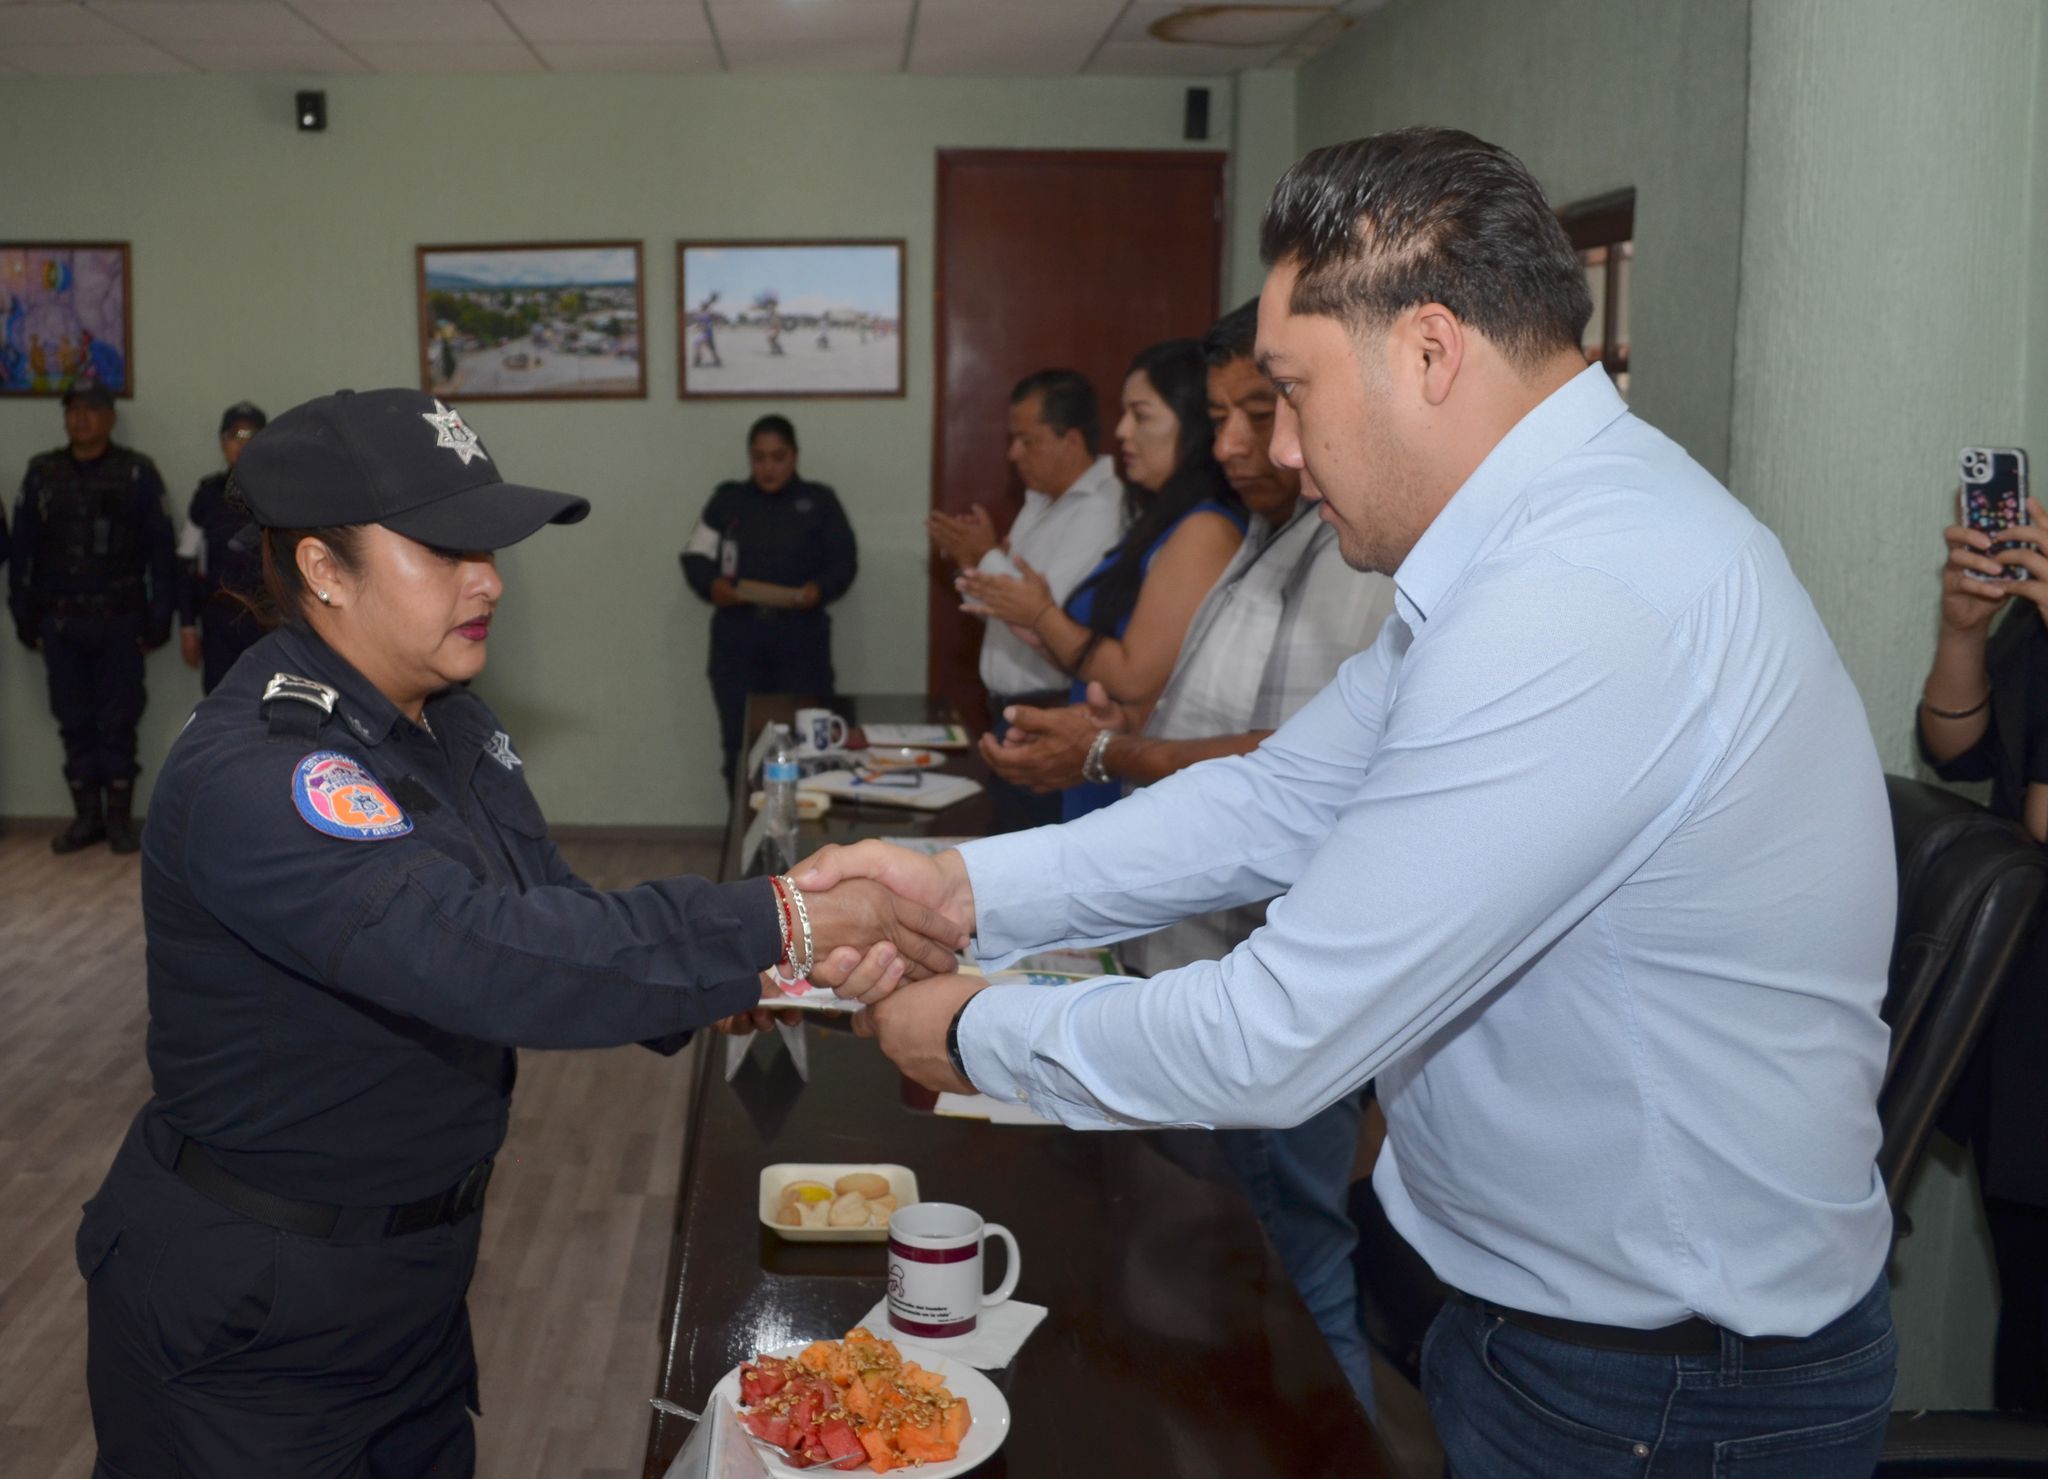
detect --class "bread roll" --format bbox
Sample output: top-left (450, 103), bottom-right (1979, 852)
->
top-left (829, 1191), bottom-right (871, 1228)
top-left (777, 1204), bottom-right (803, 1227)
top-left (798, 1199), bottom-right (830, 1229)
top-left (865, 1195), bottom-right (897, 1228)
top-left (834, 1172), bottom-right (891, 1200)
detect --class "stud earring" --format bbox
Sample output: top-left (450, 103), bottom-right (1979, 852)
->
top-left (317, 590), bottom-right (333, 605)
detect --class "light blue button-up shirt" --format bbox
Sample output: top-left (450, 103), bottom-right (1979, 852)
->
top-left (955, 365), bottom-right (1894, 1336)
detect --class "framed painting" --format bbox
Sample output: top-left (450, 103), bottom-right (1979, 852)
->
top-left (0, 243), bottom-right (132, 397)
top-left (678, 240), bottom-right (905, 400)
top-left (417, 241), bottom-right (646, 401)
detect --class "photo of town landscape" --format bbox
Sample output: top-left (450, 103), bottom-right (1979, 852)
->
top-left (678, 240), bottom-right (904, 399)
top-left (417, 242), bottom-right (645, 401)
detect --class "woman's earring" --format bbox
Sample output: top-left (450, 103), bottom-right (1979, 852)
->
top-left (317, 590), bottom-right (333, 605)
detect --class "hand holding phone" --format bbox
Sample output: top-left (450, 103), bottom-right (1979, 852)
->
top-left (1959, 446), bottom-right (2032, 581)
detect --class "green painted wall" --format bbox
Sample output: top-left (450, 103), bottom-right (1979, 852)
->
top-left (1293, 0), bottom-right (1751, 481)
top-left (0, 72), bottom-right (1269, 826)
top-left (1227, 69), bottom-right (1300, 305)
top-left (1732, 0), bottom-right (2045, 1409)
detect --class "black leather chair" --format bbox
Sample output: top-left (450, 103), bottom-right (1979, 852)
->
top-left (1348, 775), bottom-right (2048, 1470)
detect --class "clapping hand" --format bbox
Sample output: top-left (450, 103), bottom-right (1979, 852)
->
top-left (957, 555), bottom-right (1055, 629)
top-left (928, 505), bottom-right (1000, 569)
top-left (980, 683), bottom-right (1125, 793)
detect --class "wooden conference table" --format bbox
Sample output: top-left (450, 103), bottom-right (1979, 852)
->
top-left (642, 694), bottom-right (1388, 1478)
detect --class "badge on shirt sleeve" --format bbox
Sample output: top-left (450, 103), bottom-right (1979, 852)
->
top-left (292, 751), bottom-right (414, 841)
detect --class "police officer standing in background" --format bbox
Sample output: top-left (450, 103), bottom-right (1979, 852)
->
top-left (177, 400), bottom-right (269, 693)
top-left (8, 381), bottom-right (176, 854)
top-left (680, 414), bottom-right (858, 781)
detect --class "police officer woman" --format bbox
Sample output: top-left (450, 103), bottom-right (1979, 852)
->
top-left (76, 389), bottom-right (962, 1479)
top-left (680, 414), bottom-right (858, 781)
top-left (176, 399), bottom-right (270, 693)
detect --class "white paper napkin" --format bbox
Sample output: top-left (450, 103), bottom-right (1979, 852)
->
top-left (853, 1297), bottom-right (1048, 1371)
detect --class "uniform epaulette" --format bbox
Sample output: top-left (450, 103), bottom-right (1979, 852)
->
top-left (262, 673), bottom-right (338, 740)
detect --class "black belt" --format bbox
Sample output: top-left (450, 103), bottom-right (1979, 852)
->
top-left (1448, 1289), bottom-right (1798, 1357)
top-left (150, 1118), bottom-right (492, 1240)
top-left (34, 588), bottom-right (144, 617)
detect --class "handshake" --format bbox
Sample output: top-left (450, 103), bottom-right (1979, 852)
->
top-left (728, 843), bottom-right (990, 1096)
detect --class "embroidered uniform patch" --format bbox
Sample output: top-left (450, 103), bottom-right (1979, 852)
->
top-left (292, 751), bottom-right (414, 841)
top-left (484, 730), bottom-right (521, 771)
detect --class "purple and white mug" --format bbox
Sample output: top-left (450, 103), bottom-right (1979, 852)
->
top-left (885, 1202), bottom-right (1021, 1339)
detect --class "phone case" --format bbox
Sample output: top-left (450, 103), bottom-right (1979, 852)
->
top-left (1960, 446), bottom-right (2031, 581)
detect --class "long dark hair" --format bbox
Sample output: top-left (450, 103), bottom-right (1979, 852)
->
top-left (1066, 339), bottom-right (1240, 660)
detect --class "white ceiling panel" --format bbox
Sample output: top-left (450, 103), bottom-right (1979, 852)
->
top-left (90, 2), bottom-right (330, 45)
top-left (343, 38), bottom-right (540, 70)
top-left (1087, 39), bottom-right (1280, 75)
top-left (174, 37), bottom-right (365, 70)
top-left (706, 0), bottom-right (909, 45)
top-left (718, 32), bottom-right (901, 73)
top-left (497, 0), bottom-right (711, 46)
top-left (0, 2), bottom-right (133, 43)
top-left (0, 38), bottom-right (187, 69)
top-left (288, 0), bottom-right (522, 46)
top-left (908, 0), bottom-right (1113, 76)
top-left (533, 38), bottom-right (721, 71)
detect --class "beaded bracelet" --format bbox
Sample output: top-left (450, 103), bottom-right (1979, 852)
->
top-left (768, 875), bottom-right (798, 978)
top-left (778, 873), bottom-right (815, 981)
top-left (1081, 729), bottom-right (1115, 786)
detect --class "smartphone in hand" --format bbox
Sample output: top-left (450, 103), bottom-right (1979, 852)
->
top-left (1960, 446), bottom-right (2031, 581)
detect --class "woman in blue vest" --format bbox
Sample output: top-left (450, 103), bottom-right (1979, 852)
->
top-left (960, 339), bottom-right (1245, 818)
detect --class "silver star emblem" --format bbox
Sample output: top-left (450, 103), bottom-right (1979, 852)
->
top-left (422, 400), bottom-right (489, 466)
top-left (485, 730), bottom-right (522, 771)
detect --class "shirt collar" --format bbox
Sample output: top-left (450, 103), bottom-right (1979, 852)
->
top-left (271, 625), bottom-right (415, 750)
top-left (1393, 364), bottom-right (1628, 625)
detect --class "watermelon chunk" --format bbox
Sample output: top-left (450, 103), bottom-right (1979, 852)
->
top-left (818, 1419), bottom-right (866, 1470)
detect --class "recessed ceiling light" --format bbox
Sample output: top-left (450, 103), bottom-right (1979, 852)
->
top-left (1148, 4), bottom-right (1345, 49)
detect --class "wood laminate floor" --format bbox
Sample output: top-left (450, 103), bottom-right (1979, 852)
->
top-left (0, 825), bottom-right (1444, 1479)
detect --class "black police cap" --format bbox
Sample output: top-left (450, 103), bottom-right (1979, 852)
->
top-left (62, 380), bottom-right (114, 410)
top-left (232, 388), bottom-right (589, 551)
top-left (218, 400), bottom-right (268, 435)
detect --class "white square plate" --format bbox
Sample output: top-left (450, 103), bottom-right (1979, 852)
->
top-left (758, 1163), bottom-right (919, 1243)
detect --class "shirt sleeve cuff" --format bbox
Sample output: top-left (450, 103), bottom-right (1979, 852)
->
top-left (957, 834), bottom-right (1064, 967)
top-left (956, 984), bottom-right (1037, 1104)
top-left (723, 876), bottom-right (785, 970)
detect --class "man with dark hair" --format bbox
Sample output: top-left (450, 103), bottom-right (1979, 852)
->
top-left (981, 299), bottom-right (1394, 1413)
top-left (10, 382), bottom-right (176, 854)
top-left (928, 368), bottom-right (1121, 830)
top-left (814, 128), bottom-right (1898, 1477)
top-left (177, 400), bottom-right (269, 693)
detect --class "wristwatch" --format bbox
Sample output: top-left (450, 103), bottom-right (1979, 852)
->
top-left (945, 998), bottom-right (975, 1088)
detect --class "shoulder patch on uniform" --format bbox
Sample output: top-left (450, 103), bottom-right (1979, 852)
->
top-left (484, 730), bottom-right (522, 771)
top-left (292, 751), bottom-right (414, 841)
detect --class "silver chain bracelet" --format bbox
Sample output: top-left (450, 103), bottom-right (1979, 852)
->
top-left (1082, 729), bottom-right (1115, 786)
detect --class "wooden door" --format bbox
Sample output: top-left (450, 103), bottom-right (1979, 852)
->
top-left (929, 148), bottom-right (1226, 722)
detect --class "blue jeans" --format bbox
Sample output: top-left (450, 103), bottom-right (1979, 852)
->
top-left (1423, 1275), bottom-right (1896, 1478)
top-left (1220, 1090), bottom-right (1377, 1418)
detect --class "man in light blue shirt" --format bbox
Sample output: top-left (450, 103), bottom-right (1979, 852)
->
top-left (804, 127), bottom-right (1897, 1476)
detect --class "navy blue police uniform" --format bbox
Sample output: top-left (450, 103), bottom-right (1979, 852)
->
top-left (680, 476), bottom-right (857, 780)
top-left (8, 387), bottom-right (176, 848)
top-left (178, 402), bottom-right (271, 693)
top-left (75, 389), bottom-right (783, 1479)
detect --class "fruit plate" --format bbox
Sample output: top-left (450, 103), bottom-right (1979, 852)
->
top-left (758, 1163), bottom-right (919, 1243)
top-left (708, 1342), bottom-right (1010, 1477)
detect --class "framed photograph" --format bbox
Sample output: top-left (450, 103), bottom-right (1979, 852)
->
top-left (678, 240), bottom-right (905, 400)
top-left (0, 243), bottom-right (132, 397)
top-left (416, 241), bottom-right (646, 401)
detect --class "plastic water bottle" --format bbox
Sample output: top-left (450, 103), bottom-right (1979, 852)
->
top-left (762, 724), bottom-right (802, 875)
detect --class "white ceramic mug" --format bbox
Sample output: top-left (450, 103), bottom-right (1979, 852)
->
top-left (885, 1202), bottom-right (1021, 1339)
top-left (794, 708), bottom-right (849, 756)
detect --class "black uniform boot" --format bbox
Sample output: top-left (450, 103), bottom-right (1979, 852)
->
top-left (52, 781), bottom-right (106, 854)
top-left (105, 781), bottom-right (142, 856)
